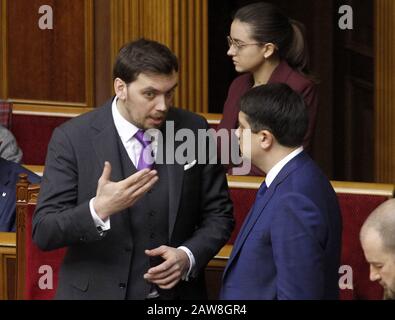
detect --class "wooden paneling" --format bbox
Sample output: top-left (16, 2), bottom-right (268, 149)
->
top-left (0, 232), bottom-right (16, 300)
top-left (94, 0), bottom-right (112, 107)
top-left (0, 0), bottom-right (6, 99)
top-left (110, 0), bottom-right (208, 113)
top-left (4, 0), bottom-right (93, 107)
top-left (333, 0), bottom-right (374, 182)
top-left (375, 0), bottom-right (395, 183)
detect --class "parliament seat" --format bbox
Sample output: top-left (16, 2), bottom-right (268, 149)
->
top-left (16, 173), bottom-right (65, 300)
top-left (14, 171), bottom-right (394, 300)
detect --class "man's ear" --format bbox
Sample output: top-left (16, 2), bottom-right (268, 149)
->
top-left (262, 43), bottom-right (277, 59)
top-left (260, 130), bottom-right (274, 150)
top-left (114, 78), bottom-right (127, 100)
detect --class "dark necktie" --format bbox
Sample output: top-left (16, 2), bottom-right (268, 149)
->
top-left (257, 181), bottom-right (268, 198)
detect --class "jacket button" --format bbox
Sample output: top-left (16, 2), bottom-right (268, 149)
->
top-left (150, 233), bottom-right (155, 239)
top-left (149, 211), bottom-right (155, 217)
top-left (119, 283), bottom-right (126, 289)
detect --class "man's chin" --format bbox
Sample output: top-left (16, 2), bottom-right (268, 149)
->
top-left (146, 120), bottom-right (164, 129)
top-left (383, 287), bottom-right (395, 300)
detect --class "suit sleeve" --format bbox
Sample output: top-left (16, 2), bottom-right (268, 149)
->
top-left (32, 127), bottom-right (102, 251)
top-left (270, 192), bottom-right (328, 300)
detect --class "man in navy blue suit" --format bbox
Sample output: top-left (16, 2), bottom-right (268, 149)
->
top-left (0, 151), bottom-right (40, 231)
top-left (220, 83), bottom-right (342, 300)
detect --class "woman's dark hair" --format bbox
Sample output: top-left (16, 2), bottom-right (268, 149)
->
top-left (240, 83), bottom-right (308, 148)
top-left (234, 2), bottom-right (310, 75)
top-left (113, 38), bottom-right (178, 84)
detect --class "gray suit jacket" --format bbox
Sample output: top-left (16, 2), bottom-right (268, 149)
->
top-left (32, 99), bottom-right (234, 299)
top-left (0, 125), bottom-right (22, 163)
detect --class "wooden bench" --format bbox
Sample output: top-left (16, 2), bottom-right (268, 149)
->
top-left (2, 171), bottom-right (393, 299)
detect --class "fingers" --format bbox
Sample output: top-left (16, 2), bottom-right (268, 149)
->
top-left (157, 279), bottom-right (180, 290)
top-left (127, 173), bottom-right (158, 199)
top-left (144, 263), bottom-right (182, 289)
top-left (146, 263), bottom-right (179, 280)
top-left (99, 161), bottom-right (112, 184)
top-left (120, 169), bottom-right (158, 197)
top-left (145, 270), bottom-right (181, 289)
top-left (144, 246), bottom-right (187, 289)
top-left (145, 245), bottom-right (168, 257)
top-left (121, 169), bottom-right (157, 188)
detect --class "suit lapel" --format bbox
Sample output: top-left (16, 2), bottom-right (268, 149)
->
top-left (224, 152), bottom-right (309, 277)
top-left (163, 109), bottom-right (184, 240)
top-left (224, 186), bottom-right (275, 275)
top-left (90, 100), bottom-right (125, 183)
top-left (167, 162), bottom-right (184, 240)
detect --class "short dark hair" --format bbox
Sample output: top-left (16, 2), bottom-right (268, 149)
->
top-left (112, 38), bottom-right (178, 84)
top-left (240, 83), bottom-right (308, 147)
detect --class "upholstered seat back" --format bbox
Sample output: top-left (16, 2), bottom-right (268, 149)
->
top-left (16, 174), bottom-right (66, 300)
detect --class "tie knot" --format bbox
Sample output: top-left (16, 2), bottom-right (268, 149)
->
top-left (258, 182), bottom-right (268, 197)
top-left (134, 129), bottom-right (152, 148)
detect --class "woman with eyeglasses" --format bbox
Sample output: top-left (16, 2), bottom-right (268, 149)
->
top-left (218, 2), bottom-right (318, 176)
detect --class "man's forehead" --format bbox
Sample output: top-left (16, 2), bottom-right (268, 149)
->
top-left (135, 72), bottom-right (178, 89)
top-left (138, 71), bottom-right (177, 81)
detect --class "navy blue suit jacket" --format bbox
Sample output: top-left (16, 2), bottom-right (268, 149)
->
top-left (221, 152), bottom-right (342, 300)
top-left (0, 158), bottom-right (41, 231)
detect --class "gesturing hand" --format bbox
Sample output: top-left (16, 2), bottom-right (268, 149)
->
top-left (93, 161), bottom-right (158, 220)
top-left (144, 246), bottom-right (190, 290)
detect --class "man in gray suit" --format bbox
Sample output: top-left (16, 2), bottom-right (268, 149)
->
top-left (0, 125), bottom-right (23, 163)
top-left (33, 39), bottom-right (234, 300)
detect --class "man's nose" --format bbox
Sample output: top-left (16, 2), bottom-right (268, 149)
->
top-left (155, 96), bottom-right (167, 111)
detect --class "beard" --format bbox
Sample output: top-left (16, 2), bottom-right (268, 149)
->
top-left (383, 287), bottom-right (395, 300)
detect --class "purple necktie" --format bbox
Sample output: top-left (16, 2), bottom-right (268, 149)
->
top-left (134, 129), bottom-right (154, 170)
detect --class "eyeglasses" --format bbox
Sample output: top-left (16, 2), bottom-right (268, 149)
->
top-left (227, 36), bottom-right (263, 51)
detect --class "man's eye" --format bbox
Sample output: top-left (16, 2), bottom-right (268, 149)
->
top-left (165, 90), bottom-right (175, 99)
top-left (144, 92), bottom-right (155, 99)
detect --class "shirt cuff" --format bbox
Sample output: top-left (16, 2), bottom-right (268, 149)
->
top-left (89, 198), bottom-right (111, 233)
top-left (178, 246), bottom-right (196, 281)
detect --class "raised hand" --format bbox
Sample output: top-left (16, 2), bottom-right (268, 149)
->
top-left (93, 161), bottom-right (158, 220)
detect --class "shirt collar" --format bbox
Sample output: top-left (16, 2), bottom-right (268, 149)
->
top-left (111, 97), bottom-right (159, 144)
top-left (112, 98), bottom-right (139, 144)
top-left (265, 146), bottom-right (304, 188)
